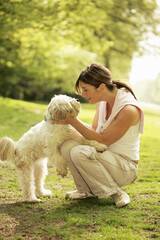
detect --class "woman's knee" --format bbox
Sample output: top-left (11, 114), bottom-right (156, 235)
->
top-left (70, 145), bottom-right (80, 162)
top-left (70, 145), bottom-right (97, 164)
top-left (60, 140), bottom-right (78, 162)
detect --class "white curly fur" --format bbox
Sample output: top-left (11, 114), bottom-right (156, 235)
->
top-left (0, 94), bottom-right (107, 202)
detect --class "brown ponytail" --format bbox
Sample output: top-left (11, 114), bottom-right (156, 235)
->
top-left (113, 80), bottom-right (137, 99)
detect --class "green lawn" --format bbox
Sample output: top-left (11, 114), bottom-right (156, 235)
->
top-left (0, 97), bottom-right (160, 240)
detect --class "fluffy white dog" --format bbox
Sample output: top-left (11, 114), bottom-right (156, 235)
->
top-left (0, 95), bottom-right (107, 202)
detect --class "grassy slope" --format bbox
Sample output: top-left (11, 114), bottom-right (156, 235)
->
top-left (0, 97), bottom-right (160, 240)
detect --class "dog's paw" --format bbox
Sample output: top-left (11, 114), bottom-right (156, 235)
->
top-left (56, 167), bottom-right (68, 177)
top-left (23, 197), bottom-right (41, 203)
top-left (95, 143), bottom-right (107, 152)
top-left (36, 189), bottom-right (52, 197)
top-left (87, 140), bottom-right (107, 152)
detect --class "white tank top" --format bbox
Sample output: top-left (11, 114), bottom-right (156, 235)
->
top-left (96, 88), bottom-right (144, 161)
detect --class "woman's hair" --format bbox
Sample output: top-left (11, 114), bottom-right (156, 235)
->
top-left (75, 63), bottom-right (137, 99)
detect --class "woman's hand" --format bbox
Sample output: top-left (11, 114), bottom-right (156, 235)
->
top-left (52, 113), bottom-right (75, 125)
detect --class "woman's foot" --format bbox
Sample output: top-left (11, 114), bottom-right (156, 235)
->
top-left (111, 190), bottom-right (130, 208)
top-left (65, 190), bottom-right (95, 200)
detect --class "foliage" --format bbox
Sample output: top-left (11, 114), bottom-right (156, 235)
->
top-left (0, 97), bottom-right (160, 239)
top-left (0, 0), bottom-right (160, 100)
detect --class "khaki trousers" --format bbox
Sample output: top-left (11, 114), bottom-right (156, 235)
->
top-left (60, 140), bottom-right (138, 199)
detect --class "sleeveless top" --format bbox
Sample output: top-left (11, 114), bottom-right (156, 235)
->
top-left (96, 88), bottom-right (144, 161)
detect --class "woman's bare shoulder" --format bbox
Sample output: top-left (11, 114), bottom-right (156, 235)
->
top-left (118, 105), bottom-right (141, 125)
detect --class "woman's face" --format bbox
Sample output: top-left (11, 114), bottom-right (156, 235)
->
top-left (80, 81), bottom-right (100, 104)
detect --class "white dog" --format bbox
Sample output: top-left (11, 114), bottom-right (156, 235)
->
top-left (0, 95), bottom-right (107, 202)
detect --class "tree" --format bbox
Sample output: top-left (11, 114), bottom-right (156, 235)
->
top-left (0, 0), bottom-right (159, 100)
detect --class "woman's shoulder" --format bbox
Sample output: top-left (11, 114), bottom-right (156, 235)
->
top-left (117, 105), bottom-right (141, 125)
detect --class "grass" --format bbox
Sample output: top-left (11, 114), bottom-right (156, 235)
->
top-left (0, 96), bottom-right (160, 240)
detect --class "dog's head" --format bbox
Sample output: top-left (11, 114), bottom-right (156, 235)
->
top-left (45, 95), bottom-right (81, 123)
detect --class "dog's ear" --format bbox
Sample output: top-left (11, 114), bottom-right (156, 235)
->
top-left (70, 98), bottom-right (81, 116)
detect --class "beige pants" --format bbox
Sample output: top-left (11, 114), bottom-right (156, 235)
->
top-left (60, 140), bottom-right (138, 199)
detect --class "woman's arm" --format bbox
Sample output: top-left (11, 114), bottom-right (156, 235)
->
top-left (54, 105), bottom-right (140, 146)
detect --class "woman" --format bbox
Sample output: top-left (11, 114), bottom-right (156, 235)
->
top-left (54, 63), bottom-right (144, 208)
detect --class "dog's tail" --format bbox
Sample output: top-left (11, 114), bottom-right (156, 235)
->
top-left (0, 137), bottom-right (16, 162)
